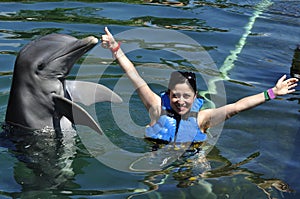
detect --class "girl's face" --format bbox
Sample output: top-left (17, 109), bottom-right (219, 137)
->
top-left (169, 82), bottom-right (196, 116)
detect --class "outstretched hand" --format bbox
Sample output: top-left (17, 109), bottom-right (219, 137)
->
top-left (101, 27), bottom-right (118, 49)
top-left (273, 74), bottom-right (298, 96)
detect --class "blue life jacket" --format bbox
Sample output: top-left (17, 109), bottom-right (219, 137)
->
top-left (145, 92), bottom-right (207, 143)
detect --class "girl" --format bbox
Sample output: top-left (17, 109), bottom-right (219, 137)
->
top-left (101, 27), bottom-right (298, 144)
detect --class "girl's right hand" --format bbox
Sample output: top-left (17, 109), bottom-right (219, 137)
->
top-left (101, 27), bottom-right (118, 50)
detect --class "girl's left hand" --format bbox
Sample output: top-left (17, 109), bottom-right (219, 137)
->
top-left (273, 74), bottom-right (298, 96)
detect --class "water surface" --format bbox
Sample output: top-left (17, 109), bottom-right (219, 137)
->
top-left (0, 1), bottom-right (299, 198)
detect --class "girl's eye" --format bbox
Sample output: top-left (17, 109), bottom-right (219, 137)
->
top-left (171, 93), bottom-right (192, 100)
top-left (183, 94), bottom-right (191, 99)
top-left (172, 93), bottom-right (180, 98)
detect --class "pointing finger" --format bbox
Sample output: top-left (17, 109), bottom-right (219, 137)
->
top-left (104, 27), bottom-right (113, 37)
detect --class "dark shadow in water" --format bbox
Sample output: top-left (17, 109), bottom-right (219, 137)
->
top-left (0, 120), bottom-right (297, 198)
top-left (290, 45), bottom-right (300, 80)
top-left (140, 145), bottom-right (294, 199)
top-left (286, 118), bottom-right (300, 199)
top-left (0, 124), bottom-right (79, 198)
top-left (287, 44), bottom-right (300, 197)
top-left (0, 124), bottom-right (146, 199)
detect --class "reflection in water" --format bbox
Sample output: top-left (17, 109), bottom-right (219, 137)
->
top-left (289, 44), bottom-right (300, 109)
top-left (290, 45), bottom-right (300, 79)
top-left (0, 125), bottom-right (147, 198)
top-left (141, 146), bottom-right (294, 199)
top-left (202, 149), bottom-right (293, 199)
top-left (0, 124), bottom-right (78, 197)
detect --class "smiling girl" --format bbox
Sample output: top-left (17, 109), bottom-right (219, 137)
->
top-left (101, 27), bottom-right (298, 144)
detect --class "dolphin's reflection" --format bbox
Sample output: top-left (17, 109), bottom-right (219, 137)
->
top-left (1, 126), bottom-right (149, 198)
top-left (1, 125), bottom-right (78, 191)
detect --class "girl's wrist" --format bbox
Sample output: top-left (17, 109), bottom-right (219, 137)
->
top-left (110, 41), bottom-right (121, 53)
top-left (264, 88), bottom-right (277, 101)
top-left (267, 88), bottom-right (276, 99)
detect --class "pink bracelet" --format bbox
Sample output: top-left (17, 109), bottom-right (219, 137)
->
top-left (111, 42), bottom-right (121, 53)
top-left (267, 88), bottom-right (276, 99)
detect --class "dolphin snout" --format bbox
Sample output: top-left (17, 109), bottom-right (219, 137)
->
top-left (83, 36), bottom-right (99, 45)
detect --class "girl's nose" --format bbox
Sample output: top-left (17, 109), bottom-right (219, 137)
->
top-left (177, 96), bottom-right (185, 103)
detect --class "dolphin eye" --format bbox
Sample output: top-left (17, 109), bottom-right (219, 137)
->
top-left (37, 63), bottom-right (45, 70)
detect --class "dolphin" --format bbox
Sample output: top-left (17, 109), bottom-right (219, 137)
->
top-left (5, 33), bottom-right (121, 134)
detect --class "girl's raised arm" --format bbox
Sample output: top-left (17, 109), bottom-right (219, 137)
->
top-left (101, 27), bottom-right (161, 123)
top-left (198, 74), bottom-right (298, 132)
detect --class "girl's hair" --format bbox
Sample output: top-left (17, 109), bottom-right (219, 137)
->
top-left (168, 71), bottom-right (197, 94)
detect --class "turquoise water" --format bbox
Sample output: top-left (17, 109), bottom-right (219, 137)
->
top-left (0, 0), bottom-right (300, 198)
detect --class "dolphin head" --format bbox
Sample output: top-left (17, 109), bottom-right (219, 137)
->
top-left (16, 34), bottom-right (98, 81)
top-left (6, 34), bottom-right (99, 129)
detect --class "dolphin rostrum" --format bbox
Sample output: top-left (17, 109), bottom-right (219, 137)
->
top-left (5, 34), bottom-right (121, 134)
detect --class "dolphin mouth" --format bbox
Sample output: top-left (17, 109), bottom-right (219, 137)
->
top-left (69, 36), bottom-right (98, 55)
top-left (40, 36), bottom-right (99, 79)
top-left (54, 36), bottom-right (99, 62)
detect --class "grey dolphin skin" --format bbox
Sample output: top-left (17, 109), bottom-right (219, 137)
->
top-left (5, 34), bottom-right (122, 134)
